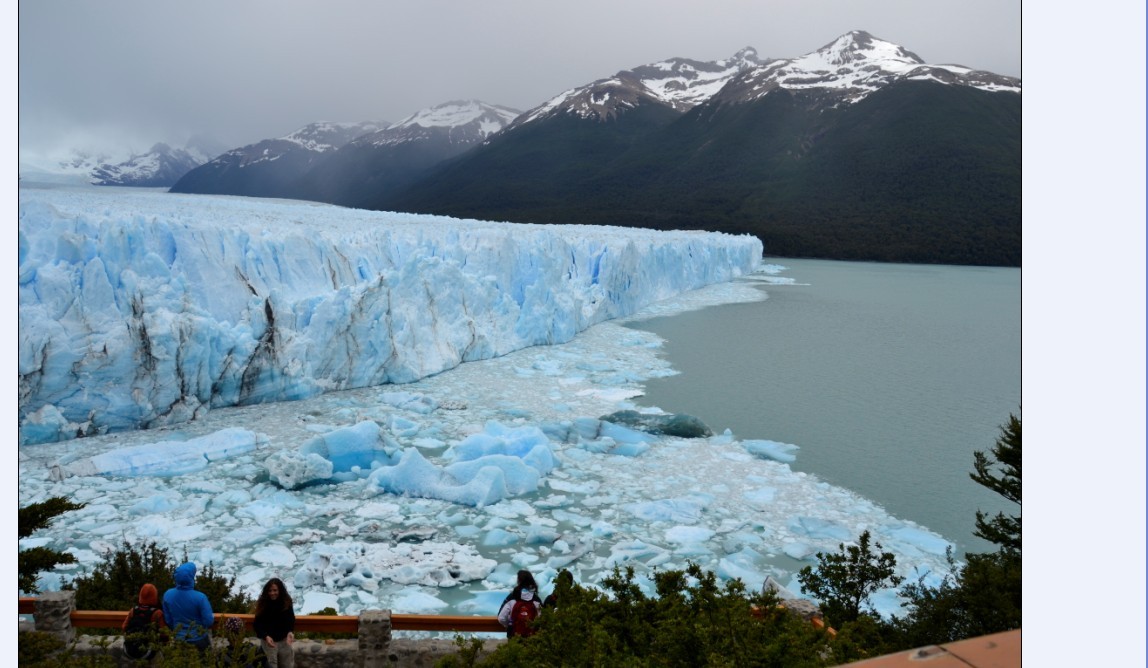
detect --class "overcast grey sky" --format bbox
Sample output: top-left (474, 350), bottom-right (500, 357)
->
top-left (19, 0), bottom-right (1021, 160)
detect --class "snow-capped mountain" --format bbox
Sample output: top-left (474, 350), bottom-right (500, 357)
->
top-left (90, 137), bottom-right (227, 187)
top-left (53, 149), bottom-right (133, 176)
top-left (514, 31), bottom-right (1017, 128)
top-left (514, 47), bottom-right (764, 126)
top-left (714, 30), bottom-right (1020, 106)
top-left (207, 121), bottom-right (386, 170)
top-left (169, 121), bottom-right (386, 198)
top-left (193, 101), bottom-right (521, 207)
top-left (364, 100), bottom-right (520, 147)
top-left (278, 121), bottom-right (388, 153)
top-left (19, 135), bottom-right (228, 187)
top-left (161, 30), bottom-right (1019, 266)
top-left (383, 30), bottom-right (1021, 266)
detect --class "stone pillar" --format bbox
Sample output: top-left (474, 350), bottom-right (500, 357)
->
top-left (357, 609), bottom-right (392, 668)
top-left (33, 590), bottom-right (76, 645)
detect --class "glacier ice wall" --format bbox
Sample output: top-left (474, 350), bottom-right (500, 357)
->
top-left (18, 187), bottom-right (762, 444)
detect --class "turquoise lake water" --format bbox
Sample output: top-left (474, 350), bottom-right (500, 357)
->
top-left (627, 258), bottom-right (1021, 555)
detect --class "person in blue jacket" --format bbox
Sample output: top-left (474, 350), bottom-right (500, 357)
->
top-left (162, 562), bottom-right (215, 652)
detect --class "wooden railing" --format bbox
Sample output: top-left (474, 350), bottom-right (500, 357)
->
top-left (18, 597), bottom-right (504, 634)
top-left (19, 596), bottom-right (829, 637)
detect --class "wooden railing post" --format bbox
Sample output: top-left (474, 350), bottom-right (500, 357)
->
top-left (33, 590), bottom-right (77, 645)
top-left (357, 608), bottom-right (392, 667)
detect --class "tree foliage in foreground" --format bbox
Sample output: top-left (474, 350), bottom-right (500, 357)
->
top-left (19, 496), bottom-right (86, 593)
top-left (440, 562), bottom-right (833, 668)
top-left (18, 626), bottom-right (263, 668)
top-left (892, 412), bottom-right (1022, 645)
top-left (65, 541), bottom-right (253, 616)
top-left (971, 412), bottom-right (1021, 553)
top-left (795, 530), bottom-right (903, 627)
top-left (786, 412), bottom-right (1022, 656)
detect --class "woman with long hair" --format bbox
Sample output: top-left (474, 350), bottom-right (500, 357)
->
top-left (497, 569), bottom-right (541, 638)
top-left (254, 577), bottom-right (296, 667)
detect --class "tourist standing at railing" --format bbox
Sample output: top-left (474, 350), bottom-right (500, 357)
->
top-left (122, 583), bottom-right (166, 661)
top-left (162, 562), bottom-right (215, 652)
top-left (497, 569), bottom-right (542, 638)
top-left (254, 577), bottom-right (296, 667)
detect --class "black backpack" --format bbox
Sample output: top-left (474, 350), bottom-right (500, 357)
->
top-left (123, 605), bottom-right (160, 659)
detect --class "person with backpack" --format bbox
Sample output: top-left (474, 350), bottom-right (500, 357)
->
top-left (497, 569), bottom-right (542, 639)
top-left (253, 577), bottom-right (296, 667)
top-left (162, 562), bottom-right (215, 653)
top-left (122, 583), bottom-right (166, 662)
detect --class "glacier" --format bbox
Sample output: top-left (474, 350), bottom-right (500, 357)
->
top-left (18, 181), bottom-right (958, 622)
top-left (19, 184), bottom-right (761, 445)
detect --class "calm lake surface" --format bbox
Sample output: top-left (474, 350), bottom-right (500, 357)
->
top-left (626, 258), bottom-right (1021, 556)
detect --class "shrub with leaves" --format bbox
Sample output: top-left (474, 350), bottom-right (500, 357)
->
top-left (440, 562), bottom-right (833, 667)
top-left (17, 631), bottom-right (113, 667)
top-left (892, 412), bottom-right (1022, 646)
top-left (971, 412), bottom-right (1021, 554)
top-left (795, 530), bottom-right (903, 626)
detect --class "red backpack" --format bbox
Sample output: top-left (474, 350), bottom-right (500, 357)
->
top-left (511, 597), bottom-right (539, 638)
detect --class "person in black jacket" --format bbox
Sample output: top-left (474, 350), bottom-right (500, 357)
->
top-left (542, 569), bottom-right (575, 610)
top-left (253, 578), bottom-right (295, 667)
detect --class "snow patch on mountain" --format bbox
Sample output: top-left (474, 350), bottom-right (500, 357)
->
top-left (517, 47), bottom-right (763, 125)
top-left (206, 121), bottom-right (387, 170)
top-left (20, 136), bottom-right (231, 188)
top-left (90, 142), bottom-right (221, 187)
top-left (729, 31), bottom-right (1021, 105)
top-left (282, 121), bottom-right (388, 152)
top-left (359, 101), bottom-right (520, 148)
top-left (392, 100), bottom-right (519, 131)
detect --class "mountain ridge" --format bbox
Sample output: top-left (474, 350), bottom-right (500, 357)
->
top-left (97, 30), bottom-right (1019, 265)
top-left (376, 31), bottom-right (1020, 266)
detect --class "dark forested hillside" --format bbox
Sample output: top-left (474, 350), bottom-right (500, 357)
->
top-left (380, 81), bottom-right (1020, 266)
top-left (169, 140), bottom-right (328, 199)
top-left (377, 102), bottom-right (684, 222)
top-left (293, 135), bottom-right (472, 209)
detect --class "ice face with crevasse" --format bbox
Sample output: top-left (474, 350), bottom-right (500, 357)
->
top-left (19, 184), bottom-right (761, 445)
top-left (18, 182), bottom-right (955, 622)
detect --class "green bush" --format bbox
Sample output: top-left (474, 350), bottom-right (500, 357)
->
top-left (892, 412), bottom-right (1022, 645)
top-left (795, 530), bottom-right (903, 626)
top-left (65, 541), bottom-right (253, 619)
top-left (438, 562), bottom-right (833, 667)
top-left (17, 631), bottom-right (113, 667)
top-left (18, 627), bottom-right (265, 668)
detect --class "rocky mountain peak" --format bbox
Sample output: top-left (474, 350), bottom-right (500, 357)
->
top-left (281, 121), bottom-right (388, 152)
top-left (515, 30), bottom-right (1019, 127)
top-left (811, 30), bottom-right (925, 67)
top-left (354, 100), bottom-right (521, 148)
top-left (712, 30), bottom-right (1019, 107)
top-left (515, 46), bottom-right (766, 127)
